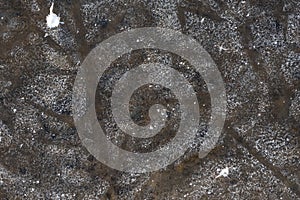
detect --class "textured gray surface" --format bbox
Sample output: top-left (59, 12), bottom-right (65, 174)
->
top-left (0, 0), bottom-right (299, 199)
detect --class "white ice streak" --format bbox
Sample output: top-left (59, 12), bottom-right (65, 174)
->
top-left (46, 3), bottom-right (60, 28)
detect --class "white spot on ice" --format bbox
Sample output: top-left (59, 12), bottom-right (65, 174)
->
top-left (216, 167), bottom-right (229, 178)
top-left (46, 3), bottom-right (60, 28)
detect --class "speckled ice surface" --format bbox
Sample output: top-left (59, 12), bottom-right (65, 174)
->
top-left (0, 0), bottom-right (299, 199)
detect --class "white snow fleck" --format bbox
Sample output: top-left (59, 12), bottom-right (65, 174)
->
top-left (46, 3), bottom-right (60, 28)
top-left (216, 167), bottom-right (229, 178)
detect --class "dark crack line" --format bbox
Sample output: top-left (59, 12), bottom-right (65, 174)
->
top-left (27, 100), bottom-right (75, 128)
top-left (18, 1), bottom-right (77, 68)
top-left (225, 10), bottom-right (300, 195)
top-left (176, 2), bottom-right (299, 195)
top-left (71, 0), bottom-right (90, 60)
top-left (4, 96), bottom-right (75, 130)
top-left (236, 19), bottom-right (300, 196)
top-left (226, 127), bottom-right (300, 197)
top-left (177, 0), bottom-right (224, 35)
top-left (92, 10), bottom-right (127, 47)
